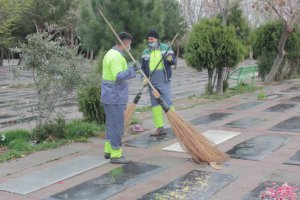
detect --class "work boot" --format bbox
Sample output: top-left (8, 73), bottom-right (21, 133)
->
top-left (104, 152), bottom-right (111, 159)
top-left (110, 156), bottom-right (132, 164)
top-left (150, 127), bottom-right (167, 137)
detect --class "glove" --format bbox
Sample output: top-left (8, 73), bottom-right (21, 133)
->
top-left (142, 78), bottom-right (148, 87)
top-left (133, 62), bottom-right (141, 71)
top-left (165, 54), bottom-right (173, 62)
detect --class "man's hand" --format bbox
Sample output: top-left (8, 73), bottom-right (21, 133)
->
top-left (142, 78), bottom-right (148, 87)
top-left (165, 54), bottom-right (173, 62)
top-left (133, 62), bottom-right (141, 71)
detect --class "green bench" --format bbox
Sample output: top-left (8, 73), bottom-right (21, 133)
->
top-left (228, 65), bottom-right (258, 85)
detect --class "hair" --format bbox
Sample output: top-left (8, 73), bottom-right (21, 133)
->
top-left (117, 32), bottom-right (133, 44)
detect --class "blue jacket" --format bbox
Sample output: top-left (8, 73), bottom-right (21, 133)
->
top-left (141, 43), bottom-right (176, 82)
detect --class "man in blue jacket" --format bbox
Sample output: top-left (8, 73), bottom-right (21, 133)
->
top-left (141, 29), bottom-right (176, 136)
top-left (101, 32), bottom-right (139, 164)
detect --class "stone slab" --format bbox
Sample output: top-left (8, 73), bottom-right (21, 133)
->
top-left (264, 103), bottom-right (297, 112)
top-left (47, 162), bottom-right (163, 200)
top-left (0, 114), bottom-right (17, 120)
top-left (242, 180), bottom-right (300, 200)
top-left (290, 95), bottom-right (300, 102)
top-left (265, 94), bottom-right (284, 100)
top-left (123, 128), bottom-right (175, 148)
top-left (0, 156), bottom-right (109, 195)
top-left (284, 149), bottom-right (300, 166)
top-left (227, 102), bottom-right (263, 111)
top-left (224, 117), bottom-right (265, 128)
top-left (163, 129), bottom-right (240, 153)
top-left (138, 170), bottom-right (236, 200)
top-left (281, 86), bottom-right (300, 92)
top-left (190, 113), bottom-right (232, 125)
top-left (226, 135), bottom-right (289, 161)
top-left (270, 116), bottom-right (300, 133)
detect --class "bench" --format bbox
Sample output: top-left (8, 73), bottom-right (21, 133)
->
top-left (227, 65), bottom-right (258, 85)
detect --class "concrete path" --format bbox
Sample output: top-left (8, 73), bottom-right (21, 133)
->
top-left (0, 59), bottom-right (300, 200)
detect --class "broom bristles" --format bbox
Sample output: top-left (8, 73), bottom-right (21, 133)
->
top-left (166, 110), bottom-right (229, 163)
top-left (124, 103), bottom-right (137, 130)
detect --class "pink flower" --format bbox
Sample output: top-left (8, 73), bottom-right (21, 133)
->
top-left (259, 182), bottom-right (299, 200)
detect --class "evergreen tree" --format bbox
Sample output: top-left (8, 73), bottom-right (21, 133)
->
top-left (77, 0), bottom-right (165, 56)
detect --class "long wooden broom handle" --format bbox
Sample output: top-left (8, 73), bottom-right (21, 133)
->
top-left (97, 8), bottom-right (157, 93)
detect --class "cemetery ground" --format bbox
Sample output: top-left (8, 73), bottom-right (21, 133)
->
top-left (0, 59), bottom-right (300, 200)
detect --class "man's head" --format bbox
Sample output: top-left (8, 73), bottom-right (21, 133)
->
top-left (147, 29), bottom-right (159, 49)
top-left (117, 32), bottom-right (132, 51)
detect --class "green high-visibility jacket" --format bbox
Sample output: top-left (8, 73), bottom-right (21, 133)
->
top-left (101, 47), bottom-right (136, 104)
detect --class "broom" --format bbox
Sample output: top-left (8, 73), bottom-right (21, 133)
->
top-left (97, 8), bottom-right (229, 164)
top-left (124, 33), bottom-right (179, 129)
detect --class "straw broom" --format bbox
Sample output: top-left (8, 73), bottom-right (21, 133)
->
top-left (124, 33), bottom-right (178, 129)
top-left (97, 8), bottom-right (229, 164)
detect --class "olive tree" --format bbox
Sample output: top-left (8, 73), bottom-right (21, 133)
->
top-left (20, 33), bottom-right (82, 126)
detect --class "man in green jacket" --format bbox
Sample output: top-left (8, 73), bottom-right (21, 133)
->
top-left (141, 29), bottom-right (176, 136)
top-left (101, 32), bottom-right (139, 164)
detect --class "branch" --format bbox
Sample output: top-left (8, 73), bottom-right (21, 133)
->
top-left (266, 0), bottom-right (285, 21)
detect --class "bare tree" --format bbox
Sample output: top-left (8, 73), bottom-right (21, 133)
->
top-left (178, 0), bottom-right (218, 28)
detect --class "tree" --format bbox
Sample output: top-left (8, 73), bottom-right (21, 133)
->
top-left (0, 0), bottom-right (25, 66)
top-left (252, 21), bottom-right (300, 80)
top-left (161, 0), bottom-right (187, 41)
top-left (20, 33), bottom-right (82, 126)
top-left (251, 0), bottom-right (300, 83)
top-left (185, 18), bottom-right (245, 95)
top-left (77, 0), bottom-right (164, 56)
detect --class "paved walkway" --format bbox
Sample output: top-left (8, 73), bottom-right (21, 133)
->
top-left (0, 59), bottom-right (300, 200)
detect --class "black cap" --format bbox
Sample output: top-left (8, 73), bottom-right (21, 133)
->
top-left (147, 29), bottom-right (159, 39)
top-left (118, 32), bottom-right (133, 40)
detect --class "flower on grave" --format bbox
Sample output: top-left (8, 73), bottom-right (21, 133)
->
top-left (259, 182), bottom-right (299, 200)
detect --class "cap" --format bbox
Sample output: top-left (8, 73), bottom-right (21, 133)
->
top-left (147, 29), bottom-right (159, 39)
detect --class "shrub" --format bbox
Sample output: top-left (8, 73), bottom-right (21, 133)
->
top-left (77, 86), bottom-right (105, 124)
top-left (77, 49), bottom-right (106, 124)
top-left (32, 117), bottom-right (66, 141)
top-left (65, 120), bottom-right (101, 139)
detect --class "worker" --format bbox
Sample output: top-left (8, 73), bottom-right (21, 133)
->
top-left (101, 32), bottom-right (139, 164)
top-left (141, 29), bottom-right (176, 136)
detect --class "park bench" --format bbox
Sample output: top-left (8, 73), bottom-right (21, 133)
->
top-left (227, 65), bottom-right (258, 85)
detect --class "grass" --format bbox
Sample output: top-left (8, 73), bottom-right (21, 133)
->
top-left (200, 83), bottom-right (261, 100)
top-left (135, 106), bottom-right (152, 113)
top-left (257, 92), bottom-right (266, 100)
top-left (129, 116), bottom-right (141, 125)
top-left (0, 120), bottom-right (105, 163)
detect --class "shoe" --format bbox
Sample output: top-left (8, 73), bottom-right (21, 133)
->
top-left (110, 156), bottom-right (132, 164)
top-left (104, 152), bottom-right (111, 159)
top-left (150, 127), bottom-right (167, 137)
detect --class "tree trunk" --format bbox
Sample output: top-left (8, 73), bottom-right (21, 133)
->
top-left (216, 67), bottom-right (225, 95)
top-left (288, 58), bottom-right (300, 78)
top-left (207, 68), bottom-right (213, 94)
top-left (18, 55), bottom-right (22, 65)
top-left (90, 50), bottom-right (94, 60)
top-left (249, 46), bottom-right (253, 60)
top-left (265, 23), bottom-right (290, 83)
top-left (0, 48), bottom-right (4, 67)
top-left (70, 29), bottom-right (74, 47)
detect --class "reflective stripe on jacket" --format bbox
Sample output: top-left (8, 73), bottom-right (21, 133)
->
top-left (100, 47), bottom-right (136, 104)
